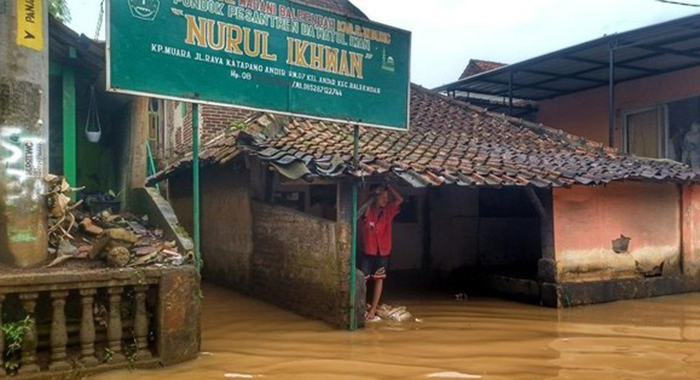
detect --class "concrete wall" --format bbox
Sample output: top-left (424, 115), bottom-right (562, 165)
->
top-left (682, 184), bottom-right (700, 277)
top-left (537, 65), bottom-right (700, 147)
top-left (131, 187), bottom-right (194, 255)
top-left (168, 164), bottom-right (253, 291)
top-left (553, 182), bottom-right (682, 282)
top-left (251, 201), bottom-right (348, 327)
top-left (167, 166), bottom-right (358, 328)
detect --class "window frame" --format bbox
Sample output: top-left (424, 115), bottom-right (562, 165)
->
top-left (622, 104), bottom-right (669, 159)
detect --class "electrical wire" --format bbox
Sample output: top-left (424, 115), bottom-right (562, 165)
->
top-left (655, 0), bottom-right (700, 7)
top-left (94, 0), bottom-right (105, 40)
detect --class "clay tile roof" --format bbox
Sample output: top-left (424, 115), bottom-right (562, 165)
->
top-left (150, 126), bottom-right (250, 183)
top-left (150, 85), bottom-right (700, 188)
top-left (460, 59), bottom-right (507, 80)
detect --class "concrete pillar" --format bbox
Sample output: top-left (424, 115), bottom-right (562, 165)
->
top-left (78, 288), bottom-right (99, 367)
top-left (107, 286), bottom-right (126, 363)
top-left (133, 285), bottom-right (153, 360)
top-left (0, 294), bottom-right (5, 375)
top-left (49, 291), bottom-right (70, 371)
top-left (0, 0), bottom-right (50, 267)
top-left (530, 188), bottom-right (557, 283)
top-left (18, 292), bottom-right (40, 374)
top-left (682, 184), bottom-right (700, 277)
top-left (120, 98), bottom-right (149, 211)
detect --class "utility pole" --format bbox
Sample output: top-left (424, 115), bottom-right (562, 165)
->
top-left (0, 0), bottom-right (50, 267)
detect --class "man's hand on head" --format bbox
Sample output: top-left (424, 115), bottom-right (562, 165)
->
top-left (386, 182), bottom-right (404, 205)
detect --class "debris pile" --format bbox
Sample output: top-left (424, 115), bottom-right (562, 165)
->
top-left (369, 304), bottom-right (420, 323)
top-left (46, 174), bottom-right (84, 244)
top-left (45, 175), bottom-right (193, 268)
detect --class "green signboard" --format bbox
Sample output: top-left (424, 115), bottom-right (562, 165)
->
top-left (107, 0), bottom-right (411, 130)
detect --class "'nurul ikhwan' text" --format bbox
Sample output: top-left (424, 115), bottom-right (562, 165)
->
top-left (185, 14), bottom-right (365, 80)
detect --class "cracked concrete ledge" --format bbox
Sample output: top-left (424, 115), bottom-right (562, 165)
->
top-left (131, 187), bottom-right (194, 254)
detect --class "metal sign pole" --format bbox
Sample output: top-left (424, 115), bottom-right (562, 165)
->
top-left (349, 125), bottom-right (360, 331)
top-left (193, 103), bottom-right (201, 271)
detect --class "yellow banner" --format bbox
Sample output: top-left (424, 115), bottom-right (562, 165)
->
top-left (16, 0), bottom-right (43, 51)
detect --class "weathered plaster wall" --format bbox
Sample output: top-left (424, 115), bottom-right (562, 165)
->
top-left (166, 166), bottom-right (359, 327)
top-left (200, 166), bottom-right (253, 291)
top-left (553, 182), bottom-right (681, 282)
top-left (537, 65), bottom-right (700, 147)
top-left (682, 184), bottom-right (700, 277)
top-left (251, 201), bottom-right (347, 327)
top-left (0, 0), bottom-right (50, 267)
top-left (168, 171), bottom-right (193, 233)
top-left (158, 266), bottom-right (202, 366)
top-left (168, 164), bottom-right (253, 292)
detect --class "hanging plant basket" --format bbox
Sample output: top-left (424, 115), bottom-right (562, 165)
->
top-left (85, 86), bottom-right (103, 143)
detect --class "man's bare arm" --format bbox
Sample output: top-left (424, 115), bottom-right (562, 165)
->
top-left (388, 184), bottom-right (404, 205)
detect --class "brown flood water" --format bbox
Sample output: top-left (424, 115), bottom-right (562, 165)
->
top-left (94, 284), bottom-right (700, 380)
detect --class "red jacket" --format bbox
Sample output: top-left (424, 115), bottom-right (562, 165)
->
top-left (360, 201), bottom-right (400, 256)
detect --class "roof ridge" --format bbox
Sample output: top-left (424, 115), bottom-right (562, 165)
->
top-left (411, 84), bottom-right (621, 156)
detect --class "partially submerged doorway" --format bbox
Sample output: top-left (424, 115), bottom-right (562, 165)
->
top-left (365, 184), bottom-right (548, 304)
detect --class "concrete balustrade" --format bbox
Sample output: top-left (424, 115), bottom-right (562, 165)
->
top-left (79, 289), bottom-right (99, 368)
top-left (0, 266), bottom-right (200, 378)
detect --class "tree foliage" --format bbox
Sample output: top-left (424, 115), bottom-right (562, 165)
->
top-left (49, 0), bottom-right (71, 23)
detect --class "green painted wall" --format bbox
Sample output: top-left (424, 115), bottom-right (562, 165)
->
top-left (48, 60), bottom-right (120, 194)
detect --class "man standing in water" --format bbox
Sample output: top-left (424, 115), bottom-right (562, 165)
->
top-left (360, 184), bottom-right (403, 322)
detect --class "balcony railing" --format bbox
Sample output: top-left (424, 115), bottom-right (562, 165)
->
top-left (0, 266), bottom-right (197, 378)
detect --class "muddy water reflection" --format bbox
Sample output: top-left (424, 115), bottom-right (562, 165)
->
top-left (94, 284), bottom-right (700, 380)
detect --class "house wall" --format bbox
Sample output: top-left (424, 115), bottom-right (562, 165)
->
top-left (682, 184), bottom-right (700, 276)
top-left (167, 166), bottom-right (357, 328)
top-left (251, 201), bottom-right (350, 327)
top-left (537, 65), bottom-right (700, 147)
top-left (553, 182), bottom-right (682, 282)
top-left (158, 102), bottom-right (253, 162)
top-left (168, 164), bottom-right (253, 291)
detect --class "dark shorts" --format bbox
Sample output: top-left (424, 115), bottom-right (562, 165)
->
top-left (360, 254), bottom-right (389, 280)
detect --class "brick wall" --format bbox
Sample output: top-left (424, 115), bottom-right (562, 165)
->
top-left (200, 105), bottom-right (252, 133)
top-left (159, 102), bottom-right (254, 163)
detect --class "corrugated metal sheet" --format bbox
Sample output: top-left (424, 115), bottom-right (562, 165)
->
top-left (436, 14), bottom-right (700, 100)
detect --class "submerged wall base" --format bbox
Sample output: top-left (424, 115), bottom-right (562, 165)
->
top-left (486, 275), bottom-right (700, 308)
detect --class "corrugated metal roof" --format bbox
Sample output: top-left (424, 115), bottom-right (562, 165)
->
top-left (435, 13), bottom-right (700, 100)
